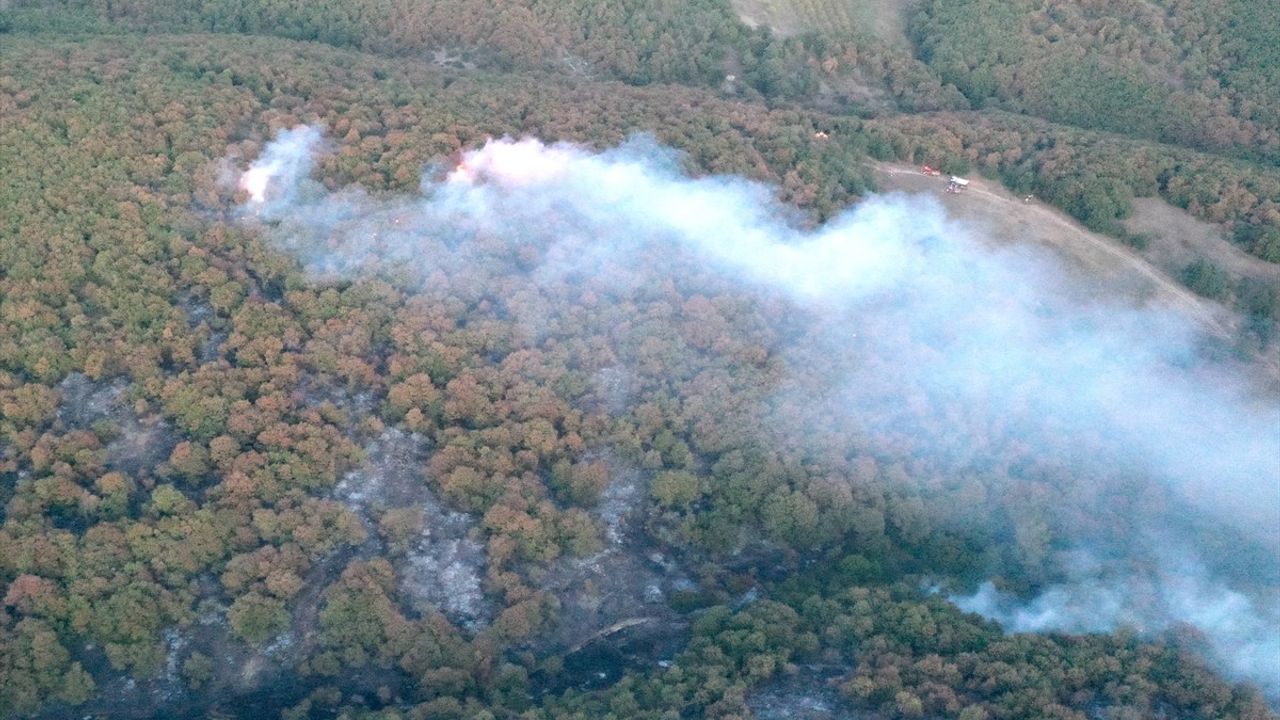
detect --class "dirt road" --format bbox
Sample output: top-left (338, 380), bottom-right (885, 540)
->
top-left (870, 162), bottom-right (1234, 339)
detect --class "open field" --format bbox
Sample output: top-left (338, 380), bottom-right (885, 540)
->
top-left (872, 162), bottom-right (1280, 385)
top-left (869, 163), bottom-right (1236, 338)
top-left (1124, 198), bottom-right (1280, 289)
top-left (729, 0), bottom-right (914, 46)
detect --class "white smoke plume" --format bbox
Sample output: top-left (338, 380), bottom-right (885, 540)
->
top-left (953, 554), bottom-right (1280, 693)
top-left (235, 127), bottom-right (1280, 695)
top-left (238, 125), bottom-right (325, 207)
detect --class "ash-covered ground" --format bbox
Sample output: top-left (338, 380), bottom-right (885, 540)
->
top-left (32, 360), bottom-right (853, 719)
top-left (748, 672), bottom-right (858, 720)
top-left (57, 373), bottom-right (177, 481)
top-left (533, 454), bottom-right (696, 692)
top-left (334, 427), bottom-right (493, 628)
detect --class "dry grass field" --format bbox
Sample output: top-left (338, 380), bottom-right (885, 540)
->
top-left (729, 0), bottom-right (915, 47)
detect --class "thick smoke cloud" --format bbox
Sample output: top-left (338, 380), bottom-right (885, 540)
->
top-left (235, 127), bottom-right (1280, 695)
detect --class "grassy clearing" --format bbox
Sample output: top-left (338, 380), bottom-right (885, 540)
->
top-left (728, 0), bottom-right (914, 46)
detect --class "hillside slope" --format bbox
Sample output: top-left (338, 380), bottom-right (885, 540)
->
top-left (873, 165), bottom-right (1226, 331)
top-left (0, 21), bottom-right (1276, 720)
top-left (872, 163), bottom-right (1280, 386)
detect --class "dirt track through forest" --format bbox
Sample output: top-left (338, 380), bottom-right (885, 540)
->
top-left (869, 162), bottom-right (1234, 339)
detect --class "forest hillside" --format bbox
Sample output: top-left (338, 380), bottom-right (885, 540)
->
top-left (0, 2), bottom-right (1277, 719)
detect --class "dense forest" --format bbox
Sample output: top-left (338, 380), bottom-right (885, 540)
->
top-left (912, 0), bottom-right (1280, 163)
top-left (8, 0), bottom-right (1280, 266)
top-left (0, 1), bottom-right (1277, 719)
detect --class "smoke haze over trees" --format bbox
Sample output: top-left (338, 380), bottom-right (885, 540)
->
top-left (242, 126), bottom-right (1280, 694)
top-left (0, 5), bottom-right (1277, 719)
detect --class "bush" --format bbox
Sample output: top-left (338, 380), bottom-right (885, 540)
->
top-left (1120, 231), bottom-right (1152, 251)
top-left (1182, 260), bottom-right (1230, 300)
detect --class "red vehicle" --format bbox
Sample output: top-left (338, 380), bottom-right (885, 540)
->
top-left (921, 164), bottom-right (942, 176)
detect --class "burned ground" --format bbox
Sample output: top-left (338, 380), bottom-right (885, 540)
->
top-left (530, 454), bottom-right (695, 693)
top-left (56, 374), bottom-right (178, 482)
top-left (334, 428), bottom-right (493, 629)
top-left (748, 671), bottom-right (858, 720)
